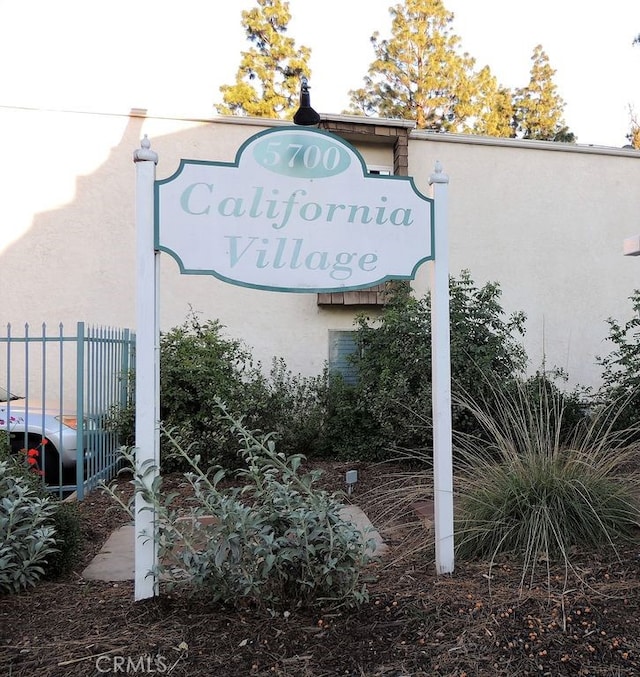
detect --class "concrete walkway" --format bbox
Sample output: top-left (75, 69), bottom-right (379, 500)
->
top-left (82, 505), bottom-right (388, 582)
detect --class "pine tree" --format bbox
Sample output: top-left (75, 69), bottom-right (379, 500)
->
top-left (627, 107), bottom-right (640, 148)
top-left (631, 39), bottom-right (640, 147)
top-left (216, 0), bottom-right (311, 119)
top-left (346, 0), bottom-right (487, 132)
top-left (512, 45), bottom-right (574, 142)
top-left (347, 0), bottom-right (572, 142)
top-left (463, 66), bottom-right (515, 138)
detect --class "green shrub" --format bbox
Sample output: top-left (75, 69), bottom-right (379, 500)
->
top-left (498, 369), bottom-right (590, 449)
top-left (106, 403), bottom-right (375, 610)
top-left (596, 289), bottom-right (640, 431)
top-left (332, 271), bottom-right (528, 460)
top-left (0, 435), bottom-right (9, 459)
top-left (454, 377), bottom-right (640, 585)
top-left (107, 274), bottom-right (589, 471)
top-left (44, 501), bottom-right (82, 579)
top-left (110, 312), bottom-right (332, 470)
top-left (314, 373), bottom-right (384, 461)
top-left (0, 459), bottom-right (58, 594)
top-left (264, 358), bottom-right (327, 456)
top-left (158, 313), bottom-right (273, 471)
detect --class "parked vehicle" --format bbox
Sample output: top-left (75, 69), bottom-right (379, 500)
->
top-left (0, 386), bottom-right (80, 483)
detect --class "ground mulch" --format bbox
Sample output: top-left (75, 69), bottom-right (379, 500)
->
top-left (1, 461), bottom-right (639, 676)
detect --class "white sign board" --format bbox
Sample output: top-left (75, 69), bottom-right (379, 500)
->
top-left (156, 127), bottom-right (434, 292)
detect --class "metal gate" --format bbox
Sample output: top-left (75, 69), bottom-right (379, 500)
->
top-left (0, 322), bottom-right (135, 499)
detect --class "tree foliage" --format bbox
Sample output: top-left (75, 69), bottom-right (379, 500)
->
top-left (468, 68), bottom-right (515, 138)
top-left (513, 45), bottom-right (574, 142)
top-left (216, 0), bottom-right (311, 119)
top-left (626, 106), bottom-right (640, 149)
top-left (347, 0), bottom-right (574, 142)
top-left (346, 0), bottom-right (481, 132)
top-left (629, 38), bottom-right (640, 146)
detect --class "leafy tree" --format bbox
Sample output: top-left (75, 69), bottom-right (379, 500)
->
top-left (216, 0), bottom-right (311, 119)
top-left (513, 45), bottom-right (575, 142)
top-left (346, 0), bottom-right (494, 132)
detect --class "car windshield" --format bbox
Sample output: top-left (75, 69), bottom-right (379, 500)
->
top-left (0, 386), bottom-right (22, 402)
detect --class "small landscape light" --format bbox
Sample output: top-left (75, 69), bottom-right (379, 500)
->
top-left (345, 469), bottom-right (358, 495)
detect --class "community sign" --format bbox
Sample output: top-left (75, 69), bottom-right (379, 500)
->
top-left (135, 126), bottom-right (452, 602)
top-left (155, 127), bottom-right (434, 292)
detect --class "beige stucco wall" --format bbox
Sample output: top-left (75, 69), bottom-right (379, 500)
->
top-left (410, 133), bottom-right (640, 388)
top-left (1, 106), bottom-right (639, 391)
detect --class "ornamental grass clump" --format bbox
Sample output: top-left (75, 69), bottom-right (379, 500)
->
top-left (108, 402), bottom-right (375, 610)
top-left (454, 377), bottom-right (640, 584)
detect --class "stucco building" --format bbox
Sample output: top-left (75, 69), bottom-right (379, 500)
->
top-left (2, 105), bottom-right (640, 391)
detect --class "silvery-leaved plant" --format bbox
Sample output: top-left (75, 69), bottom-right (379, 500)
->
top-left (106, 401), bottom-right (376, 609)
top-left (0, 460), bottom-right (58, 594)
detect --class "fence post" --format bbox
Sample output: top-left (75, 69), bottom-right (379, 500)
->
top-left (120, 329), bottom-right (131, 414)
top-left (76, 321), bottom-right (86, 500)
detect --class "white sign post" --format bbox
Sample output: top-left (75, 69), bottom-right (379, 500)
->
top-left (133, 136), bottom-right (160, 601)
top-left (429, 162), bottom-right (454, 574)
top-left (134, 127), bottom-right (453, 600)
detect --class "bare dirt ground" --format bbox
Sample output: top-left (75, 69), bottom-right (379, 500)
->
top-left (1, 461), bottom-right (639, 677)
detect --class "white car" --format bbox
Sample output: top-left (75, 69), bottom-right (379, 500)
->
top-left (0, 386), bottom-right (80, 483)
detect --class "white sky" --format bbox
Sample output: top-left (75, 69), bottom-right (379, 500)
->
top-left (1, 0), bottom-right (640, 148)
